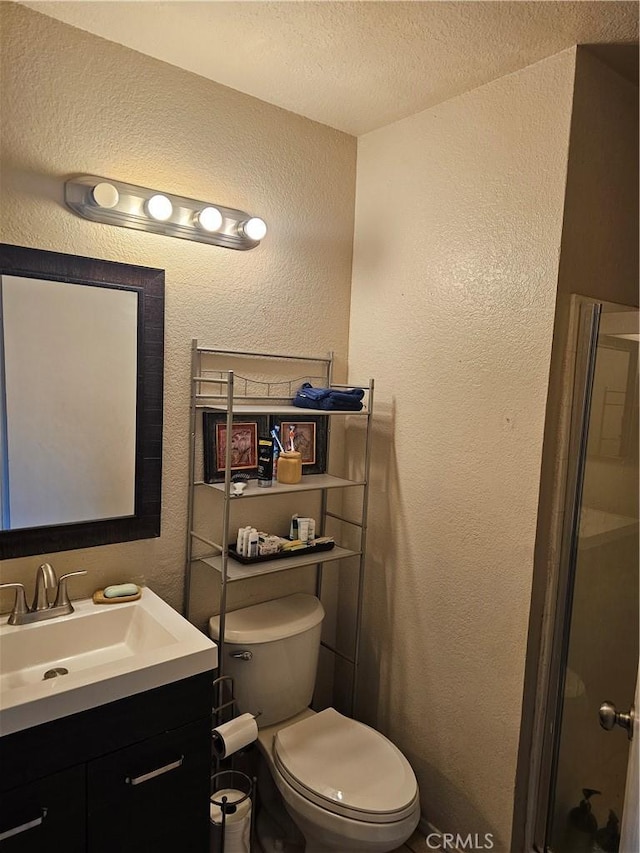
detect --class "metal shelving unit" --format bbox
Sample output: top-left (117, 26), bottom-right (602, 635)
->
top-left (184, 342), bottom-right (374, 716)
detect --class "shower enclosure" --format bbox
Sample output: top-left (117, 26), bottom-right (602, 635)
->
top-left (536, 299), bottom-right (639, 852)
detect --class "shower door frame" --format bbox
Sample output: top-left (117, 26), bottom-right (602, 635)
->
top-left (533, 299), bottom-right (601, 850)
top-left (521, 296), bottom-right (638, 853)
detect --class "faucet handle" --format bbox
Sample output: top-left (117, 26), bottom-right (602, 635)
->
top-left (0, 583), bottom-right (29, 624)
top-left (53, 570), bottom-right (88, 609)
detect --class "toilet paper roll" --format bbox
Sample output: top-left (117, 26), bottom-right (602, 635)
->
top-left (212, 713), bottom-right (258, 759)
top-left (210, 789), bottom-right (251, 853)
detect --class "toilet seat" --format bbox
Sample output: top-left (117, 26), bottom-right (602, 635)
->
top-left (273, 708), bottom-right (418, 824)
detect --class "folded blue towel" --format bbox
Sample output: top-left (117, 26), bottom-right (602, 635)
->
top-left (293, 383), bottom-right (364, 411)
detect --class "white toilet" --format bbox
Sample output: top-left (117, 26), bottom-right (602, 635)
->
top-left (209, 594), bottom-right (420, 853)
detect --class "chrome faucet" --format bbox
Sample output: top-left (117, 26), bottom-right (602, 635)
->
top-left (0, 564), bottom-right (87, 625)
top-left (32, 562), bottom-right (58, 611)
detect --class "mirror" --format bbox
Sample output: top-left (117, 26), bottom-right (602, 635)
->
top-left (0, 244), bottom-right (164, 559)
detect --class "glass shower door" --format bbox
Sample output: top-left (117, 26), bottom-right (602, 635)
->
top-left (547, 302), bottom-right (639, 852)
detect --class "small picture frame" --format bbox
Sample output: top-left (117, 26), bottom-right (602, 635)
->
top-left (203, 413), bottom-right (270, 483)
top-left (271, 415), bottom-right (328, 475)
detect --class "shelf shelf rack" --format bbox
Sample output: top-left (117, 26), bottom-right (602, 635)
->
top-left (184, 342), bottom-right (374, 716)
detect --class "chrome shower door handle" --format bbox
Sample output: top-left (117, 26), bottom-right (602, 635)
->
top-left (599, 701), bottom-right (635, 740)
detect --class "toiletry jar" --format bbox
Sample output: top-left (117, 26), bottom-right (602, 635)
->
top-left (277, 451), bottom-right (302, 484)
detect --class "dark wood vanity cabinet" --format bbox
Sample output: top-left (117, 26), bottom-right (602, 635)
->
top-left (0, 765), bottom-right (86, 852)
top-left (87, 718), bottom-right (210, 853)
top-left (0, 672), bottom-right (214, 853)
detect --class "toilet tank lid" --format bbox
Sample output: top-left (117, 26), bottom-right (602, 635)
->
top-left (209, 594), bottom-right (324, 644)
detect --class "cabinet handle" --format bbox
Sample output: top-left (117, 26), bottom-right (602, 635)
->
top-left (0, 807), bottom-right (47, 841)
top-left (125, 755), bottom-right (184, 786)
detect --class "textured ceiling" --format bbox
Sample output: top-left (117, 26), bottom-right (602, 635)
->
top-left (22, 1), bottom-right (639, 135)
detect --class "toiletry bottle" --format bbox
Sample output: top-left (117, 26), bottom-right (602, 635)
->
top-left (593, 810), bottom-right (620, 852)
top-left (257, 437), bottom-right (274, 487)
top-left (277, 451), bottom-right (302, 484)
top-left (563, 789), bottom-right (599, 851)
top-left (241, 526), bottom-right (252, 557)
top-left (249, 528), bottom-right (259, 557)
top-left (271, 425), bottom-right (283, 484)
top-left (298, 518), bottom-right (310, 544)
top-left (290, 514), bottom-right (299, 540)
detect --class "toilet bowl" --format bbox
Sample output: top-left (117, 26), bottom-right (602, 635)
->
top-left (209, 594), bottom-right (420, 852)
top-left (258, 708), bottom-right (420, 853)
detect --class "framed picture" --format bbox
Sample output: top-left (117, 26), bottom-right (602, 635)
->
top-left (271, 415), bottom-right (328, 475)
top-left (203, 413), bottom-right (270, 483)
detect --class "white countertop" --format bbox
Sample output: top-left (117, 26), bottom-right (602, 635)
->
top-left (0, 587), bottom-right (217, 736)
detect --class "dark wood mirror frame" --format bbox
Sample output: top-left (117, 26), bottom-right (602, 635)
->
top-left (0, 243), bottom-right (164, 559)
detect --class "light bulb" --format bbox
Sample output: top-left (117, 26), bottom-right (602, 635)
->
top-left (196, 206), bottom-right (223, 232)
top-left (146, 194), bottom-right (173, 221)
top-left (91, 182), bottom-right (119, 209)
top-left (240, 217), bottom-right (267, 241)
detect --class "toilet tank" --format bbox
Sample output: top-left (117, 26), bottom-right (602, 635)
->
top-left (209, 594), bottom-right (325, 727)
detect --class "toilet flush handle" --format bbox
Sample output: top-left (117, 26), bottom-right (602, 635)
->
top-left (229, 650), bottom-right (253, 661)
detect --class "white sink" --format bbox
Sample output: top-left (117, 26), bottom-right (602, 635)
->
top-left (0, 587), bottom-right (217, 736)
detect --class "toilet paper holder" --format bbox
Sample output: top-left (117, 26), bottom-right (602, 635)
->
top-left (212, 674), bottom-right (262, 730)
top-left (213, 675), bottom-right (238, 726)
top-left (210, 674), bottom-right (259, 852)
top-left (211, 713), bottom-right (260, 761)
top-left (210, 769), bottom-right (255, 853)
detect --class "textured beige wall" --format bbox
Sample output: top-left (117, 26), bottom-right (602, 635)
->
top-left (349, 51), bottom-right (577, 849)
top-left (0, 4), bottom-right (356, 614)
top-left (558, 48), bottom-right (639, 307)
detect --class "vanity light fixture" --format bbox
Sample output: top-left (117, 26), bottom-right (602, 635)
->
top-left (65, 176), bottom-right (267, 250)
top-left (91, 182), bottom-right (120, 209)
top-left (145, 193), bottom-right (173, 221)
top-left (195, 206), bottom-right (224, 232)
top-left (239, 216), bottom-right (268, 242)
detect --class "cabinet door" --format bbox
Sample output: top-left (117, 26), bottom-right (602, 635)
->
top-left (0, 765), bottom-right (86, 853)
top-left (87, 718), bottom-right (211, 853)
